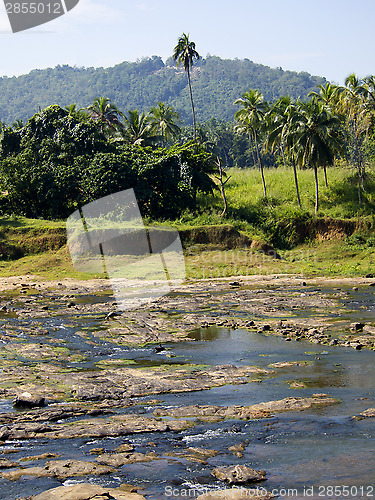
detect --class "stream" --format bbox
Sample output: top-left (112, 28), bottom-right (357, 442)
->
top-left (0, 282), bottom-right (374, 499)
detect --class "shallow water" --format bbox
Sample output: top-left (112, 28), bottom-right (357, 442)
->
top-left (0, 284), bottom-right (374, 499)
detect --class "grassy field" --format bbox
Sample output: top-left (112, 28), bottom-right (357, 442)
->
top-left (0, 164), bottom-right (374, 280)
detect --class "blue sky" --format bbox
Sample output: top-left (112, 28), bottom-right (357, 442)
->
top-left (0, 0), bottom-right (373, 84)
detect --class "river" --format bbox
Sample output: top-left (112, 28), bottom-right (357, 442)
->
top-left (0, 280), bottom-right (374, 499)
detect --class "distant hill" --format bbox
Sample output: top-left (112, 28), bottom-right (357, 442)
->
top-left (0, 55), bottom-right (327, 125)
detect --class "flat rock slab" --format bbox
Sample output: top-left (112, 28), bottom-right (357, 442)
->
top-left (30, 483), bottom-right (146, 499)
top-left (0, 414), bottom-right (194, 441)
top-left (352, 407), bottom-right (375, 420)
top-left (212, 465), bottom-right (266, 484)
top-left (2, 459), bottom-right (113, 481)
top-left (153, 394), bottom-right (339, 420)
top-left (96, 451), bottom-right (158, 466)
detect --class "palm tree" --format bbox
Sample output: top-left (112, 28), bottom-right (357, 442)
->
top-left (65, 103), bottom-right (88, 121)
top-left (234, 89), bottom-right (268, 198)
top-left (122, 109), bottom-right (152, 145)
top-left (265, 95), bottom-right (292, 167)
top-left (148, 102), bottom-right (180, 147)
top-left (293, 100), bottom-right (344, 214)
top-left (308, 82), bottom-right (342, 111)
top-left (265, 97), bottom-right (302, 207)
top-left (87, 97), bottom-right (124, 135)
top-left (172, 33), bottom-right (200, 142)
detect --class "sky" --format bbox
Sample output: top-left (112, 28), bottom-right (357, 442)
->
top-left (0, 0), bottom-right (374, 84)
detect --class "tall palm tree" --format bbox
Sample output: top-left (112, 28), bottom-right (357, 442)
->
top-left (87, 97), bottom-right (124, 135)
top-left (234, 89), bottom-right (268, 198)
top-left (148, 102), bottom-right (180, 147)
top-left (172, 33), bottom-right (200, 142)
top-left (265, 97), bottom-right (302, 207)
top-left (122, 109), bottom-right (152, 145)
top-left (294, 101), bottom-right (344, 214)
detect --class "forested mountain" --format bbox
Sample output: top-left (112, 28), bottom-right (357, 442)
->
top-left (0, 55), bottom-right (326, 125)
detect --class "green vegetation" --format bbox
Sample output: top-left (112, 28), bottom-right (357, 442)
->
top-left (0, 56), bottom-right (326, 125)
top-left (0, 35), bottom-right (374, 280)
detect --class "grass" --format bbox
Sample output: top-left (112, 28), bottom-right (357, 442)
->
top-left (0, 164), bottom-right (374, 280)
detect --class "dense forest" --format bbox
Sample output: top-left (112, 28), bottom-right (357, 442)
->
top-left (0, 55), bottom-right (326, 125)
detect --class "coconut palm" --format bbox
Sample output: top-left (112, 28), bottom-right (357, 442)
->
top-left (148, 102), bottom-right (180, 147)
top-left (122, 109), bottom-right (152, 145)
top-left (65, 104), bottom-right (88, 121)
top-left (172, 33), bottom-right (200, 142)
top-left (234, 89), bottom-right (269, 198)
top-left (308, 82), bottom-right (342, 113)
top-left (87, 97), bottom-right (124, 135)
top-left (293, 100), bottom-right (344, 214)
top-left (265, 97), bottom-right (302, 207)
top-left (265, 95), bottom-right (292, 167)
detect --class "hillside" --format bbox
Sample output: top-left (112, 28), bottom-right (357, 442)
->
top-left (0, 55), bottom-right (326, 125)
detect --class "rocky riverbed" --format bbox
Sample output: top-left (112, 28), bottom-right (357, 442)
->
top-left (0, 274), bottom-right (374, 499)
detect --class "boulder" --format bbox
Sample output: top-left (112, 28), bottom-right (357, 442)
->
top-left (13, 392), bottom-right (45, 409)
top-left (212, 465), bottom-right (266, 484)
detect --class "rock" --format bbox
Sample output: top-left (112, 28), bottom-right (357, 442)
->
top-left (96, 451), bottom-right (158, 466)
top-left (0, 457), bottom-right (19, 468)
top-left (153, 395), bottom-right (339, 420)
top-left (212, 464), bottom-right (266, 484)
top-left (31, 483), bottom-right (146, 499)
top-left (352, 408), bottom-right (375, 420)
top-left (19, 453), bottom-right (59, 462)
top-left (350, 322), bottom-right (365, 332)
top-left (229, 443), bottom-right (246, 458)
top-left (1, 459), bottom-right (113, 481)
top-left (115, 442), bottom-right (135, 453)
top-left (106, 311), bottom-right (121, 320)
top-left (197, 490), bottom-right (273, 500)
top-left (13, 392), bottom-right (45, 409)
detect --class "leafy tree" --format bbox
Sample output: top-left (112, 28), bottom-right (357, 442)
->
top-left (172, 33), bottom-right (200, 141)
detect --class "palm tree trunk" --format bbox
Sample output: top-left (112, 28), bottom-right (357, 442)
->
top-left (314, 164), bottom-right (319, 215)
top-left (323, 165), bottom-right (328, 188)
top-left (292, 158), bottom-right (302, 208)
top-left (280, 142), bottom-right (288, 168)
top-left (248, 134), bottom-right (257, 168)
top-left (254, 132), bottom-right (267, 198)
top-left (187, 68), bottom-right (197, 143)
